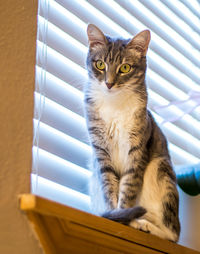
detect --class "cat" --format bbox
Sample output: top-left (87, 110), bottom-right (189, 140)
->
top-left (84, 24), bottom-right (180, 242)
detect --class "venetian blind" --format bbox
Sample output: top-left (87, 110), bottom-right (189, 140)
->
top-left (32, 0), bottom-right (200, 212)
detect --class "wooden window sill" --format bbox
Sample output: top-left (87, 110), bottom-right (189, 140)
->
top-left (20, 194), bottom-right (199, 254)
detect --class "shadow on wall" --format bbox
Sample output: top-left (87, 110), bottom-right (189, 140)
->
top-left (178, 186), bottom-right (200, 251)
top-left (175, 163), bottom-right (200, 251)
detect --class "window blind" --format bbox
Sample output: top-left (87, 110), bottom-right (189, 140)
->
top-left (32, 0), bottom-right (200, 212)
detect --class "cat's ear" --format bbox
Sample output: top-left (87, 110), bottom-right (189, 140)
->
top-left (127, 30), bottom-right (151, 56)
top-left (87, 24), bottom-right (107, 49)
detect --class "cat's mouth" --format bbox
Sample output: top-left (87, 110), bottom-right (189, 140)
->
top-left (102, 84), bottom-right (121, 96)
top-left (98, 81), bottom-right (119, 95)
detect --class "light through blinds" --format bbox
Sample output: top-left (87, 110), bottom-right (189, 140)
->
top-left (32, 0), bottom-right (200, 212)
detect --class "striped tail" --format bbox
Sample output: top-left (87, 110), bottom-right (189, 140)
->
top-left (102, 206), bottom-right (146, 225)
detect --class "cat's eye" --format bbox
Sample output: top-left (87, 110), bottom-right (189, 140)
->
top-left (96, 60), bottom-right (105, 70)
top-left (119, 64), bottom-right (131, 73)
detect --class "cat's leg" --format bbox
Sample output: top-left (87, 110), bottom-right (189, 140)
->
top-left (93, 152), bottom-right (119, 210)
top-left (117, 149), bottom-right (147, 209)
top-left (87, 112), bottom-right (120, 210)
top-left (99, 164), bottom-right (120, 209)
top-left (89, 164), bottom-right (119, 215)
top-left (158, 159), bottom-right (180, 242)
top-left (135, 157), bottom-right (180, 242)
top-left (118, 164), bottom-right (145, 209)
top-left (90, 158), bottom-right (119, 211)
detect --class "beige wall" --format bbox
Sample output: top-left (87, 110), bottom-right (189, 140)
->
top-left (0, 1), bottom-right (43, 253)
top-left (179, 187), bottom-right (200, 251)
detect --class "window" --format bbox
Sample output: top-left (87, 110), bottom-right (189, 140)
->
top-left (32, 0), bottom-right (200, 212)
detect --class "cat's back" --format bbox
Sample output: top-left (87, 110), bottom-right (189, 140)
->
top-left (146, 111), bottom-right (171, 160)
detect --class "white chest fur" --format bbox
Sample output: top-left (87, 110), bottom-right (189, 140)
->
top-left (94, 87), bottom-right (140, 174)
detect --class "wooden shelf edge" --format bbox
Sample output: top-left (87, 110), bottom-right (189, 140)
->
top-left (20, 193), bottom-right (37, 210)
top-left (19, 194), bottom-right (200, 254)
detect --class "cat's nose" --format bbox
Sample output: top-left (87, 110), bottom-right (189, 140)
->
top-left (106, 82), bottom-right (114, 89)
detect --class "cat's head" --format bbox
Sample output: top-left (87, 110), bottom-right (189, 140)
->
top-left (86, 24), bottom-right (150, 93)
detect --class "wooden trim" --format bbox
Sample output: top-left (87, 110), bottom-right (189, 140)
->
top-left (26, 212), bottom-right (57, 254)
top-left (20, 194), bottom-right (200, 254)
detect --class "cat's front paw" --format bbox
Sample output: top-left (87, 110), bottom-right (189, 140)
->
top-left (130, 219), bottom-right (150, 233)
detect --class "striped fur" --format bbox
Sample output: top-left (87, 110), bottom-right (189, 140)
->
top-left (85, 24), bottom-right (180, 242)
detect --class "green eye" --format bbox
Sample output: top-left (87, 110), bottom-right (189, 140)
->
top-left (96, 60), bottom-right (105, 70)
top-left (119, 64), bottom-right (131, 73)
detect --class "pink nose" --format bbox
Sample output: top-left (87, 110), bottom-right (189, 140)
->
top-left (106, 82), bottom-right (114, 89)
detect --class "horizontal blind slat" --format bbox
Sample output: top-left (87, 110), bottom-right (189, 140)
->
top-left (181, 0), bottom-right (200, 19)
top-left (146, 70), bottom-right (200, 122)
top-left (148, 50), bottom-right (199, 94)
top-left (38, 16), bottom-right (87, 68)
top-left (161, 0), bottom-right (200, 34)
top-left (55, 0), bottom-right (130, 38)
top-left (148, 91), bottom-right (200, 141)
top-left (34, 120), bottom-right (91, 169)
top-left (39, 0), bottom-right (88, 45)
top-left (153, 114), bottom-right (200, 159)
top-left (147, 70), bottom-right (187, 102)
top-left (34, 92), bottom-right (88, 144)
top-left (139, 0), bottom-right (200, 50)
top-left (37, 41), bottom-right (87, 90)
top-left (32, 147), bottom-right (91, 194)
top-left (36, 67), bottom-right (84, 117)
top-left (31, 174), bottom-right (91, 212)
top-left (168, 143), bottom-right (199, 165)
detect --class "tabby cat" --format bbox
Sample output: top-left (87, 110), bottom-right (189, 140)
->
top-left (84, 24), bottom-right (180, 242)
